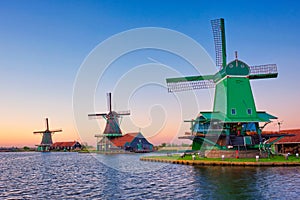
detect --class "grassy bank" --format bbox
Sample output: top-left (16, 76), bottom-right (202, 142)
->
top-left (140, 154), bottom-right (300, 166)
top-left (144, 154), bottom-right (300, 162)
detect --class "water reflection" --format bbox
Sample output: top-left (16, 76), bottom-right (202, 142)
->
top-left (94, 153), bottom-right (169, 173)
top-left (191, 166), bottom-right (300, 199)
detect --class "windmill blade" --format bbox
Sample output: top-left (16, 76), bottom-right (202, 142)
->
top-left (45, 118), bottom-right (49, 130)
top-left (49, 129), bottom-right (62, 133)
top-left (88, 113), bottom-right (107, 117)
top-left (211, 18), bottom-right (226, 69)
top-left (88, 113), bottom-right (107, 119)
top-left (167, 80), bottom-right (215, 92)
top-left (107, 92), bottom-right (112, 112)
top-left (249, 64), bottom-right (278, 79)
top-left (33, 131), bottom-right (45, 134)
top-left (166, 75), bottom-right (215, 92)
top-left (117, 110), bottom-right (131, 115)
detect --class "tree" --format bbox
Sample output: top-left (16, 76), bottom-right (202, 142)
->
top-left (23, 146), bottom-right (30, 151)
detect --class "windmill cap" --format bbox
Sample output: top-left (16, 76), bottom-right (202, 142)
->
top-left (224, 60), bottom-right (250, 76)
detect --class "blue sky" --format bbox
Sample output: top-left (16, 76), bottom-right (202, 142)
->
top-left (0, 0), bottom-right (299, 146)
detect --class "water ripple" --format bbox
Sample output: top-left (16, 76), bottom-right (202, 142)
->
top-left (0, 152), bottom-right (299, 199)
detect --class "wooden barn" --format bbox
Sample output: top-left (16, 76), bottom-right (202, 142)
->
top-left (96, 132), bottom-right (153, 153)
top-left (265, 129), bottom-right (300, 154)
top-left (273, 129), bottom-right (300, 154)
top-left (51, 141), bottom-right (82, 151)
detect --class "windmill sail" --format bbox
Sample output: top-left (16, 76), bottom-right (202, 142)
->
top-left (166, 75), bottom-right (215, 92)
top-left (46, 118), bottom-right (49, 131)
top-left (88, 113), bottom-right (107, 118)
top-left (49, 129), bottom-right (62, 133)
top-left (165, 18), bottom-right (227, 93)
top-left (33, 131), bottom-right (46, 134)
top-left (249, 64), bottom-right (278, 79)
top-left (118, 110), bottom-right (131, 115)
top-left (211, 18), bottom-right (226, 69)
top-left (107, 92), bottom-right (112, 112)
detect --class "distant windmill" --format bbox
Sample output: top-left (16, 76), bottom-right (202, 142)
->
top-left (88, 92), bottom-right (130, 137)
top-left (33, 118), bottom-right (62, 151)
top-left (276, 120), bottom-right (284, 132)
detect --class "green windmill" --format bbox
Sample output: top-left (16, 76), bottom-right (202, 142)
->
top-left (166, 18), bottom-right (281, 152)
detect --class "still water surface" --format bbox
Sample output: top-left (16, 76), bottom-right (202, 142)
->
top-left (0, 152), bottom-right (299, 199)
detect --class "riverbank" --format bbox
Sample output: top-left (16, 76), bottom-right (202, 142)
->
top-left (0, 147), bottom-right (36, 152)
top-left (140, 154), bottom-right (300, 166)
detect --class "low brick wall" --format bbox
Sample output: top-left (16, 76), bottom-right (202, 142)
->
top-left (205, 150), bottom-right (268, 158)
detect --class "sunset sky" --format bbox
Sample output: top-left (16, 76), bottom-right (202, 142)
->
top-left (0, 0), bottom-right (300, 147)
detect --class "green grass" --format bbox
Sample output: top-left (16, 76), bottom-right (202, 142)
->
top-left (144, 154), bottom-right (300, 163)
top-left (78, 149), bottom-right (99, 153)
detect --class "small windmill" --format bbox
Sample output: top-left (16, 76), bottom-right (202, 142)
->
top-left (33, 118), bottom-right (62, 152)
top-left (89, 92), bottom-right (130, 136)
top-left (275, 120), bottom-right (284, 132)
top-left (166, 18), bottom-right (280, 152)
top-left (89, 92), bottom-right (130, 151)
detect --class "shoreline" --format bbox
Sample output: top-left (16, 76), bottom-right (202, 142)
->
top-left (140, 156), bottom-right (300, 166)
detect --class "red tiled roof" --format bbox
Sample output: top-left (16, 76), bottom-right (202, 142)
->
top-left (110, 133), bottom-right (139, 147)
top-left (264, 129), bottom-right (300, 144)
top-left (52, 141), bottom-right (78, 147)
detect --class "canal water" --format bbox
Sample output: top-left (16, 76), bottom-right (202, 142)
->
top-left (0, 152), bottom-right (299, 199)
